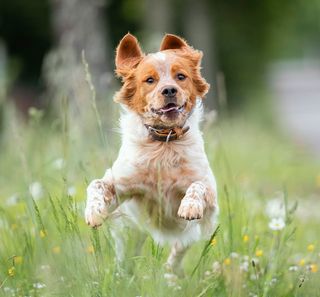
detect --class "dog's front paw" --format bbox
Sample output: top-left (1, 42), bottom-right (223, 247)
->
top-left (85, 179), bottom-right (116, 227)
top-left (177, 197), bottom-right (204, 220)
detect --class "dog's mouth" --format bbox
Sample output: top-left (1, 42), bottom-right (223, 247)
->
top-left (151, 103), bottom-right (186, 116)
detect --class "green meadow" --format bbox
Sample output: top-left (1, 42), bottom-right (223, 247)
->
top-left (0, 95), bottom-right (319, 297)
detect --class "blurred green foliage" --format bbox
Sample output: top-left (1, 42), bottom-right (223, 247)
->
top-left (0, 0), bottom-right (319, 106)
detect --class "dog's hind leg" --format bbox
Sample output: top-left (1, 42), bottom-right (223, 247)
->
top-left (165, 242), bottom-right (188, 279)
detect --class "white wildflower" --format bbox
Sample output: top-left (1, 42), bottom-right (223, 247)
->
top-left (240, 261), bottom-right (249, 272)
top-left (270, 277), bottom-right (277, 286)
top-left (289, 265), bottom-right (298, 272)
top-left (230, 252), bottom-right (239, 258)
top-left (250, 273), bottom-right (258, 280)
top-left (212, 261), bottom-right (222, 274)
top-left (52, 158), bottom-right (65, 169)
top-left (33, 283), bottom-right (46, 289)
top-left (268, 217), bottom-right (285, 231)
top-left (29, 182), bottom-right (43, 200)
top-left (67, 186), bottom-right (76, 196)
top-left (242, 255), bottom-right (249, 261)
top-left (6, 193), bottom-right (19, 206)
top-left (266, 196), bottom-right (286, 219)
top-left (40, 265), bottom-right (50, 270)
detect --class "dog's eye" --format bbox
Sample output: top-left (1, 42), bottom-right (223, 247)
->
top-left (177, 73), bottom-right (186, 81)
top-left (145, 77), bottom-right (155, 84)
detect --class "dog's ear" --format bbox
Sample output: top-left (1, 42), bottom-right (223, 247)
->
top-left (115, 33), bottom-right (143, 77)
top-left (159, 34), bottom-right (189, 51)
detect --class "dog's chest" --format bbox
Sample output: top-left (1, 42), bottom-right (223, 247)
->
top-left (116, 142), bottom-right (198, 200)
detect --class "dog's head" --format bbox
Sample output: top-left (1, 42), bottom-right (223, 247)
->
top-left (114, 33), bottom-right (209, 128)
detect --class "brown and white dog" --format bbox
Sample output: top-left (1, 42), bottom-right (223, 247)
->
top-left (85, 33), bottom-right (218, 274)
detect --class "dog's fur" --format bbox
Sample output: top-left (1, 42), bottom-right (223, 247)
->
top-left (85, 33), bottom-right (218, 274)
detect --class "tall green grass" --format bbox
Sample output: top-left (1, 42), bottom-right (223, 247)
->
top-left (0, 95), bottom-right (319, 296)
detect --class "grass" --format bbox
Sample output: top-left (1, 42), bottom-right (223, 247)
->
top-left (0, 93), bottom-right (320, 297)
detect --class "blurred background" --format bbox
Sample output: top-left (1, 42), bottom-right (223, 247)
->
top-left (0, 0), bottom-right (319, 156)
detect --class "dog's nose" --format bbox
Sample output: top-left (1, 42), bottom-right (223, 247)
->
top-left (161, 86), bottom-right (177, 97)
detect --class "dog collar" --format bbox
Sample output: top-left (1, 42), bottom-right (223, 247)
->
top-left (144, 124), bottom-right (190, 142)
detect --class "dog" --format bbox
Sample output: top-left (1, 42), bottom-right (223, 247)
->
top-left (85, 33), bottom-right (219, 275)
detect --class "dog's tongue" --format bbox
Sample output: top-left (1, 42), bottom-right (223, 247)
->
top-left (160, 103), bottom-right (178, 113)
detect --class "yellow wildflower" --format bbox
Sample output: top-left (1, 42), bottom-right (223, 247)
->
top-left (11, 224), bottom-right (18, 230)
top-left (86, 245), bottom-right (94, 254)
top-left (299, 259), bottom-right (305, 266)
top-left (310, 264), bottom-right (318, 273)
top-left (39, 230), bottom-right (47, 238)
top-left (52, 246), bottom-right (61, 254)
top-left (307, 244), bottom-right (315, 252)
top-left (210, 238), bottom-right (217, 246)
top-left (243, 235), bottom-right (249, 243)
top-left (255, 249), bottom-right (263, 257)
top-left (223, 258), bottom-right (231, 265)
top-left (8, 267), bottom-right (15, 277)
top-left (14, 256), bottom-right (23, 264)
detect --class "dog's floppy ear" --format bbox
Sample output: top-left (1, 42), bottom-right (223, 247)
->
top-left (115, 33), bottom-right (143, 77)
top-left (159, 34), bottom-right (189, 51)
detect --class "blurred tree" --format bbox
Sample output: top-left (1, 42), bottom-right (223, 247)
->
top-left (183, 0), bottom-right (216, 109)
top-left (209, 0), bottom-right (320, 108)
top-left (43, 0), bottom-right (111, 113)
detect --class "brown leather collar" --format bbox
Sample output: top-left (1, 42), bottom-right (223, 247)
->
top-left (144, 124), bottom-right (190, 142)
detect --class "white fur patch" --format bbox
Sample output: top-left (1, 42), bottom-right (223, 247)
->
top-left (152, 52), bottom-right (166, 62)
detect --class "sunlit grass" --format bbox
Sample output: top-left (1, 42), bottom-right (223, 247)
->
top-left (0, 97), bottom-right (319, 296)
